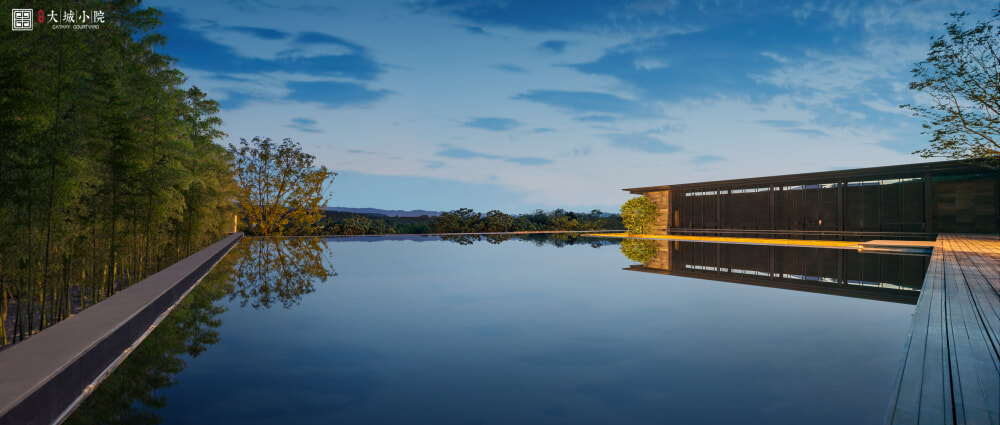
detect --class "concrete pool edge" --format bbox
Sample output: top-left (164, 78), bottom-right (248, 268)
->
top-left (0, 232), bottom-right (243, 425)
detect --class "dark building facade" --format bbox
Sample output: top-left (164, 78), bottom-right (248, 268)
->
top-left (625, 160), bottom-right (999, 237)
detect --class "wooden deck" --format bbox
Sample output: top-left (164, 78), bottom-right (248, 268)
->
top-left (885, 234), bottom-right (1000, 425)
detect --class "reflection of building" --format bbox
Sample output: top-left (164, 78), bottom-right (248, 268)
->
top-left (628, 241), bottom-right (929, 304)
top-left (625, 160), bottom-right (998, 236)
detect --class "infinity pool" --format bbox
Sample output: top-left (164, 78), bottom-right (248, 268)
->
top-left (69, 235), bottom-right (923, 425)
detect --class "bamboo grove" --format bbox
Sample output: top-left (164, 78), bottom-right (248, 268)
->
top-left (0, 1), bottom-right (236, 346)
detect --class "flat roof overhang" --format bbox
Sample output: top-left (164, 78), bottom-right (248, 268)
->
top-left (623, 159), bottom-right (995, 194)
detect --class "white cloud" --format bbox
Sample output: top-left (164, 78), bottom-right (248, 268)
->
top-left (759, 51), bottom-right (788, 63)
top-left (634, 57), bottom-right (669, 70)
top-left (627, 0), bottom-right (680, 16)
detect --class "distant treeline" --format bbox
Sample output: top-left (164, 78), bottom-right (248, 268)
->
top-left (321, 208), bottom-right (624, 235)
top-left (0, 3), bottom-right (234, 346)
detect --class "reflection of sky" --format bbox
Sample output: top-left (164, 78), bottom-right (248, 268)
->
top-left (159, 237), bottom-right (913, 424)
top-left (144, 1), bottom-right (993, 212)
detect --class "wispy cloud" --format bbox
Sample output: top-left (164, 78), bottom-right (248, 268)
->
top-left (605, 133), bottom-right (680, 154)
top-left (462, 117), bottom-right (519, 131)
top-left (512, 90), bottom-right (643, 114)
top-left (160, 12), bottom-right (383, 80)
top-left (226, 26), bottom-right (289, 40)
top-left (460, 25), bottom-right (490, 35)
top-left (756, 119), bottom-right (801, 128)
top-left (633, 57), bottom-right (668, 70)
top-left (158, 11), bottom-right (388, 111)
top-left (293, 31), bottom-right (363, 47)
top-left (413, 0), bottom-right (619, 32)
top-left (538, 40), bottom-right (569, 53)
top-left (436, 147), bottom-right (500, 160)
top-left (756, 120), bottom-right (827, 137)
top-left (573, 115), bottom-right (616, 123)
top-left (569, 34), bottom-right (782, 102)
top-left (216, 92), bottom-right (255, 110)
top-left (691, 155), bottom-right (723, 164)
top-left (494, 64), bottom-right (528, 73)
top-left (506, 157), bottom-right (554, 166)
top-left (760, 51), bottom-right (789, 63)
top-left (286, 81), bottom-right (390, 108)
top-left (785, 128), bottom-right (828, 137)
top-left (435, 146), bottom-right (552, 166)
top-left (286, 117), bottom-right (322, 133)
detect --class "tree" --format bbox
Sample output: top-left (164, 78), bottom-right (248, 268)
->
top-left (905, 9), bottom-right (1000, 167)
top-left (0, 1), bottom-right (237, 346)
top-left (229, 137), bottom-right (336, 236)
top-left (477, 210), bottom-right (514, 232)
top-left (431, 208), bottom-right (480, 233)
top-left (620, 196), bottom-right (659, 234)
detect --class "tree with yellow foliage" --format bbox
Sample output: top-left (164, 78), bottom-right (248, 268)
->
top-left (229, 137), bottom-right (336, 236)
top-left (620, 196), bottom-right (659, 234)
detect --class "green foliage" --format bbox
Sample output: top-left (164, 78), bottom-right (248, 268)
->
top-left (619, 239), bottom-right (660, 264)
top-left (0, 1), bottom-right (235, 346)
top-left (478, 210), bottom-right (515, 232)
top-left (430, 208), bottom-right (481, 233)
top-left (620, 196), bottom-right (660, 234)
top-left (323, 215), bottom-right (398, 235)
top-left (229, 137), bottom-right (336, 236)
top-left (426, 208), bottom-right (622, 234)
top-left (315, 208), bottom-right (622, 236)
top-left (904, 9), bottom-right (1000, 167)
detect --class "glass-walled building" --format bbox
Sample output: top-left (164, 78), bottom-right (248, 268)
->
top-left (626, 160), bottom-right (999, 238)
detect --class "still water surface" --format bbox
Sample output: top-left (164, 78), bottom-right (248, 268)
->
top-left (69, 235), bottom-right (923, 425)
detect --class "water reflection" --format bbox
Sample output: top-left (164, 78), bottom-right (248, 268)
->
top-left (65, 234), bottom-right (916, 425)
top-left (622, 240), bottom-right (928, 304)
top-left (66, 253), bottom-right (238, 425)
top-left (619, 239), bottom-right (658, 264)
top-left (229, 237), bottom-right (336, 309)
top-left (67, 237), bottom-right (336, 424)
top-left (439, 232), bottom-right (617, 248)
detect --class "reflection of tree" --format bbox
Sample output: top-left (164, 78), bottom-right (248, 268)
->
top-left (229, 237), bottom-right (336, 309)
top-left (620, 239), bottom-right (659, 264)
top-left (484, 234), bottom-right (515, 244)
top-left (440, 234), bottom-right (480, 245)
top-left (439, 233), bottom-right (620, 248)
top-left (66, 253), bottom-right (238, 425)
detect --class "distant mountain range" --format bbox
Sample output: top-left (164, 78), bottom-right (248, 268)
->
top-left (326, 207), bottom-right (442, 217)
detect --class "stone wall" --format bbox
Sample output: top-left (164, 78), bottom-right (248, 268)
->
top-left (643, 190), bottom-right (671, 234)
top-left (931, 175), bottom-right (999, 234)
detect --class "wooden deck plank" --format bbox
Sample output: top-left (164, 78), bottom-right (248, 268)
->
top-left (950, 236), bottom-right (1000, 359)
top-left (943, 235), bottom-right (999, 425)
top-left (950, 237), bottom-right (1000, 425)
top-left (918, 248), bottom-right (952, 425)
top-left (887, 239), bottom-right (945, 425)
top-left (887, 234), bottom-right (1000, 425)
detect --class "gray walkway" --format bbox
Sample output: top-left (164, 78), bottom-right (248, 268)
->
top-left (885, 234), bottom-right (1000, 425)
top-left (0, 233), bottom-right (242, 425)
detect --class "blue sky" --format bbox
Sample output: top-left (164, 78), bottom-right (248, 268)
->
top-left (146, 0), bottom-right (993, 213)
